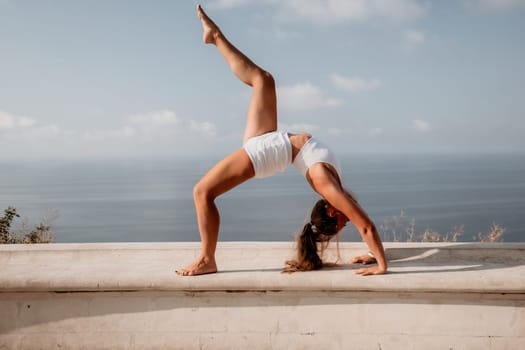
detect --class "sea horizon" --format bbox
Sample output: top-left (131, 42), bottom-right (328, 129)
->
top-left (1, 152), bottom-right (524, 243)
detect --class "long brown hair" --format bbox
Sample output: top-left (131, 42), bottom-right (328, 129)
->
top-left (283, 199), bottom-right (339, 273)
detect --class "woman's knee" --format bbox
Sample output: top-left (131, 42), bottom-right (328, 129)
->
top-left (254, 70), bottom-right (275, 89)
top-left (262, 70), bottom-right (275, 85)
top-left (193, 181), bottom-right (214, 204)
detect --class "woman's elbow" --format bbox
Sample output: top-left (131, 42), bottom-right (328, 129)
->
top-left (359, 223), bottom-right (377, 237)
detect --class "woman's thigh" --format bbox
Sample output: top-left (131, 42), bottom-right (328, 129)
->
top-left (195, 148), bottom-right (255, 199)
top-left (242, 72), bottom-right (277, 143)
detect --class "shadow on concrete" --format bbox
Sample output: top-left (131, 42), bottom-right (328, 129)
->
top-left (215, 243), bottom-right (525, 275)
top-left (381, 243), bottom-right (524, 274)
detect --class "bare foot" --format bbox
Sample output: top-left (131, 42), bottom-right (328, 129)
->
top-left (197, 4), bottom-right (222, 45)
top-left (176, 256), bottom-right (218, 276)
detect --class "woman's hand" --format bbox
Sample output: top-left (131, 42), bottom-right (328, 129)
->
top-left (350, 254), bottom-right (386, 276)
top-left (353, 265), bottom-right (387, 276)
top-left (350, 254), bottom-right (377, 265)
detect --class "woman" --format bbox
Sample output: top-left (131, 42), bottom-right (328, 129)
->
top-left (176, 5), bottom-right (387, 276)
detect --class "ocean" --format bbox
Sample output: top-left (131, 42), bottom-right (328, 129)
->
top-left (1, 154), bottom-right (524, 243)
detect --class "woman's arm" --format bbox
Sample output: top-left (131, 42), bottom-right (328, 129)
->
top-left (331, 188), bottom-right (387, 275)
top-left (308, 164), bottom-right (387, 275)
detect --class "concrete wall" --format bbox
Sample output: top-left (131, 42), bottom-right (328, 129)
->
top-left (1, 243), bottom-right (524, 350)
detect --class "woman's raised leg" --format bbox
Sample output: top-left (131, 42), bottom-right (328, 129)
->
top-left (197, 4), bottom-right (277, 143)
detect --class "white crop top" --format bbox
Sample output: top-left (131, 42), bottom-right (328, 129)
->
top-left (293, 137), bottom-right (342, 179)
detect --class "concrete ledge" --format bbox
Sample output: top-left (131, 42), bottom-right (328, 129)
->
top-left (1, 242), bottom-right (524, 294)
top-left (1, 243), bottom-right (524, 349)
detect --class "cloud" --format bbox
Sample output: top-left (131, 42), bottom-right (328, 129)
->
top-left (463, 0), bottom-right (525, 12)
top-left (128, 110), bottom-right (179, 126)
top-left (130, 110), bottom-right (216, 137)
top-left (278, 122), bottom-right (353, 136)
top-left (209, 0), bottom-right (428, 23)
top-left (0, 110), bottom-right (36, 129)
top-left (328, 127), bottom-right (353, 136)
top-left (0, 110), bottom-right (218, 158)
top-left (276, 0), bottom-right (428, 24)
top-left (190, 120), bottom-right (217, 136)
top-left (277, 82), bottom-right (342, 112)
top-left (412, 119), bottom-right (431, 132)
top-left (209, 0), bottom-right (276, 10)
top-left (84, 110), bottom-right (217, 142)
top-left (368, 127), bottom-right (385, 136)
top-left (402, 29), bottom-right (426, 53)
top-left (271, 27), bottom-right (301, 40)
top-left (331, 74), bottom-right (383, 93)
top-left (279, 122), bottom-right (320, 133)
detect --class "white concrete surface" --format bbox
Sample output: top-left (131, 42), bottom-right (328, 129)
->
top-left (1, 242), bottom-right (524, 349)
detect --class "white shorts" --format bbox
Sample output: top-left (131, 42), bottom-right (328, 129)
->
top-left (243, 131), bottom-right (292, 179)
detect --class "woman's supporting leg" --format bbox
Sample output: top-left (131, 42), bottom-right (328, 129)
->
top-left (197, 5), bottom-right (277, 143)
top-left (176, 149), bottom-right (255, 276)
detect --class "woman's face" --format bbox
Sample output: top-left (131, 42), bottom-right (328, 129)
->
top-left (335, 211), bottom-right (349, 232)
top-left (327, 205), bottom-right (349, 232)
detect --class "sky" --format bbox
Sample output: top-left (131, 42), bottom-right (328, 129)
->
top-left (0, 0), bottom-right (524, 159)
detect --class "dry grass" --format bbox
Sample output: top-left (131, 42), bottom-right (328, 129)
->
top-left (477, 223), bottom-right (506, 243)
top-left (1, 207), bottom-right (55, 244)
top-left (380, 211), bottom-right (505, 243)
